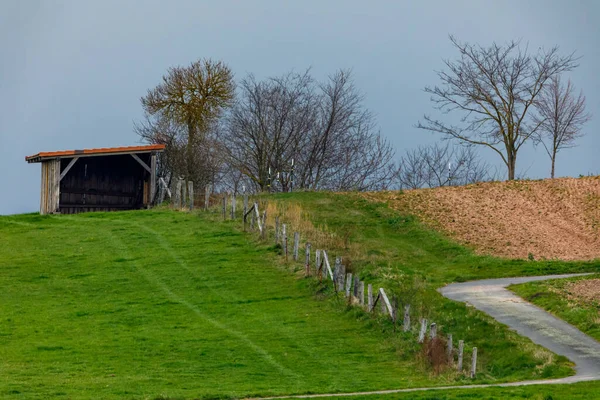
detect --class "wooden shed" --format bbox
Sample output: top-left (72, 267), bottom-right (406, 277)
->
top-left (26, 144), bottom-right (165, 214)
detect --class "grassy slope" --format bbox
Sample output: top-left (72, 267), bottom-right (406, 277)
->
top-left (1, 192), bottom-right (599, 399)
top-left (268, 192), bottom-right (600, 385)
top-left (0, 210), bottom-right (441, 399)
top-left (510, 274), bottom-right (600, 342)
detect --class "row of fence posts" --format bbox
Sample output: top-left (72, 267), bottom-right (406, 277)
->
top-left (233, 199), bottom-right (478, 378)
top-left (159, 178), bottom-right (195, 211)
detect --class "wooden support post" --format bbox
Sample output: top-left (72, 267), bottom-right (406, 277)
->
top-left (174, 180), bottom-right (182, 209)
top-left (430, 323), bottom-right (437, 339)
top-left (345, 273), bottom-right (352, 297)
top-left (205, 184), bottom-right (211, 210)
top-left (275, 216), bottom-right (280, 245)
top-left (150, 152), bottom-right (157, 205)
top-left (305, 243), bottom-right (311, 276)
top-left (282, 224), bottom-right (288, 260)
top-left (59, 156), bottom-right (79, 181)
top-left (188, 181), bottom-right (194, 211)
top-left (293, 232), bottom-right (300, 261)
top-left (243, 194), bottom-right (249, 217)
top-left (222, 195), bottom-right (227, 220)
top-left (358, 281), bottom-right (365, 305)
top-left (457, 340), bottom-right (464, 371)
top-left (470, 347), bottom-right (477, 378)
top-left (380, 296), bottom-right (387, 314)
top-left (418, 319), bottom-right (428, 343)
top-left (447, 334), bottom-right (453, 362)
top-left (403, 304), bottom-right (411, 332)
top-left (378, 288), bottom-right (394, 317)
top-left (250, 208), bottom-right (255, 230)
top-left (231, 194), bottom-right (236, 219)
top-left (368, 284), bottom-right (373, 311)
top-left (353, 276), bottom-right (359, 298)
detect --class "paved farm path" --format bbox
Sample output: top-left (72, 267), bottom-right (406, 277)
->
top-left (249, 273), bottom-right (600, 399)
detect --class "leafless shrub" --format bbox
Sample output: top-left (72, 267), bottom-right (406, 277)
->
top-left (398, 142), bottom-right (491, 189)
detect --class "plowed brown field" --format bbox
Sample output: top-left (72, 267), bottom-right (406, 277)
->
top-left (362, 176), bottom-right (600, 260)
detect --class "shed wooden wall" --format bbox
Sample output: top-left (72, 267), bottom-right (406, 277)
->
top-left (40, 159), bottom-right (61, 215)
top-left (58, 154), bottom-right (149, 214)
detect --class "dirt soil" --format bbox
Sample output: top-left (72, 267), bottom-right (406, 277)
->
top-left (565, 279), bottom-right (600, 303)
top-left (362, 176), bottom-right (600, 260)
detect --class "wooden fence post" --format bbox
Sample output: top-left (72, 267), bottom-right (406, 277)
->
top-left (222, 195), bottom-right (227, 221)
top-left (430, 323), bottom-right (437, 339)
top-left (174, 179), bottom-right (182, 209)
top-left (470, 347), bottom-right (477, 378)
top-left (418, 319), bottom-right (428, 343)
top-left (358, 281), bottom-right (365, 305)
top-left (293, 232), bottom-right (300, 261)
top-left (253, 203), bottom-right (263, 235)
top-left (378, 288), bottom-right (393, 317)
top-left (315, 249), bottom-right (321, 277)
top-left (447, 334), bottom-right (453, 362)
top-left (231, 193), bottom-right (236, 219)
top-left (353, 276), bottom-right (359, 299)
top-left (204, 184), bottom-right (210, 210)
top-left (275, 216), bottom-right (280, 245)
top-left (337, 264), bottom-right (346, 292)
top-left (181, 179), bottom-right (187, 209)
top-left (322, 251), bottom-right (334, 281)
top-left (403, 304), bottom-right (411, 332)
top-left (243, 193), bottom-right (248, 216)
top-left (188, 181), bottom-right (194, 211)
top-left (261, 210), bottom-right (267, 239)
top-left (250, 208), bottom-right (255, 230)
top-left (305, 243), bottom-right (311, 276)
top-left (345, 273), bottom-right (352, 297)
top-left (158, 178), bottom-right (166, 205)
top-left (282, 224), bottom-right (288, 260)
top-left (457, 340), bottom-right (464, 371)
top-left (368, 284), bottom-right (373, 311)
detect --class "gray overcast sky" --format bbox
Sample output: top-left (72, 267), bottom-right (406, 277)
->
top-left (1, 0), bottom-right (598, 215)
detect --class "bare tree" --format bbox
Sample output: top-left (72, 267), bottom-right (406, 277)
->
top-left (398, 142), bottom-right (491, 189)
top-left (224, 69), bottom-right (398, 192)
top-left (418, 36), bottom-right (578, 180)
top-left (533, 76), bottom-right (591, 178)
top-left (139, 59), bottom-right (235, 183)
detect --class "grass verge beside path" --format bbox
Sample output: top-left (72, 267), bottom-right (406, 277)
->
top-left (510, 274), bottom-right (600, 342)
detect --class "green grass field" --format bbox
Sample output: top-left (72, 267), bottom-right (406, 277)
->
top-left (1, 192), bottom-right (599, 399)
top-left (510, 274), bottom-right (600, 342)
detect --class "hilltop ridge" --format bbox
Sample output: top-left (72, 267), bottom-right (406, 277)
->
top-left (363, 176), bottom-right (600, 261)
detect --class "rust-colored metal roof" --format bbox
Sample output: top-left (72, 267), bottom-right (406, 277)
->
top-left (26, 144), bottom-right (165, 163)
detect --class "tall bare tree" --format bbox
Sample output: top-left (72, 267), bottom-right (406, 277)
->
top-left (418, 36), bottom-right (578, 180)
top-left (139, 59), bottom-right (235, 182)
top-left (225, 69), bottom-right (398, 192)
top-left (533, 76), bottom-right (591, 178)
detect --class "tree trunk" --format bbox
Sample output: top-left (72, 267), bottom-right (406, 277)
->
top-left (551, 150), bottom-right (557, 179)
top-left (507, 152), bottom-right (516, 181)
